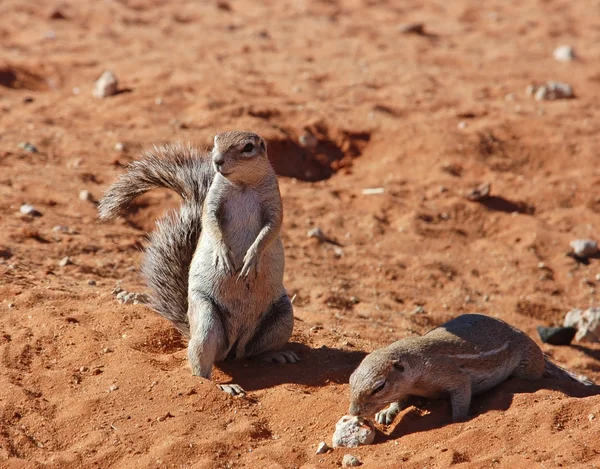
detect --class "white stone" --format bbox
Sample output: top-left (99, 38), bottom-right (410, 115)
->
top-left (342, 454), bottom-right (361, 467)
top-left (534, 81), bottom-right (574, 101)
top-left (553, 45), bottom-right (575, 62)
top-left (79, 190), bottom-right (93, 201)
top-left (570, 239), bottom-right (598, 258)
top-left (315, 441), bottom-right (330, 454)
top-left (20, 204), bottom-right (39, 216)
top-left (564, 308), bottom-right (583, 328)
top-left (58, 256), bottom-right (72, 267)
top-left (93, 70), bottom-right (118, 98)
top-left (307, 227), bottom-right (326, 242)
top-left (332, 415), bottom-right (375, 448)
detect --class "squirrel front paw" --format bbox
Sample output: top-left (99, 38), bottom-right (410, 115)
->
top-left (213, 244), bottom-right (235, 274)
top-left (239, 247), bottom-right (260, 279)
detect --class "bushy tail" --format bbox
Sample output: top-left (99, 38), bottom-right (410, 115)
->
top-left (98, 143), bottom-right (215, 337)
top-left (543, 356), bottom-right (595, 386)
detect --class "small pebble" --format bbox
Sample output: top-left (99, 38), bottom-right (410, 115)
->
top-left (18, 142), bottom-right (38, 153)
top-left (596, 274), bottom-right (600, 282)
top-left (342, 454), bottom-right (361, 467)
top-left (589, 414), bottom-right (596, 422)
top-left (464, 182), bottom-right (491, 201)
top-left (79, 189), bottom-right (94, 202)
top-left (397, 22), bottom-right (425, 35)
top-left (20, 204), bottom-right (42, 217)
top-left (570, 239), bottom-right (598, 258)
top-left (457, 121), bottom-right (467, 130)
top-left (52, 225), bottom-right (69, 232)
top-left (79, 366), bottom-right (88, 372)
top-left (88, 280), bottom-right (97, 286)
top-left (108, 384), bottom-right (119, 392)
top-left (333, 246), bottom-right (344, 258)
top-left (93, 70), bottom-right (118, 98)
top-left (333, 415), bottom-right (375, 448)
top-left (411, 306), bottom-right (425, 315)
top-left (58, 256), bottom-right (72, 267)
top-left (114, 142), bottom-right (125, 152)
top-left (315, 441), bottom-right (330, 454)
top-left (8, 303), bottom-right (15, 308)
top-left (362, 188), bottom-right (385, 195)
top-left (307, 227), bottom-right (326, 242)
top-left (553, 45), bottom-right (576, 62)
top-left (298, 132), bottom-right (318, 149)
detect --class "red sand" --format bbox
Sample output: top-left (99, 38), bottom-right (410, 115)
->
top-left (1, 1), bottom-right (599, 468)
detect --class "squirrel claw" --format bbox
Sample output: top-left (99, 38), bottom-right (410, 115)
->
top-left (214, 246), bottom-right (235, 274)
top-left (375, 402), bottom-right (402, 425)
top-left (218, 383), bottom-right (246, 397)
top-left (239, 249), bottom-right (260, 279)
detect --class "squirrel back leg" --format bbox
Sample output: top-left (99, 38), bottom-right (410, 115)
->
top-left (187, 295), bottom-right (227, 380)
top-left (244, 294), bottom-right (299, 364)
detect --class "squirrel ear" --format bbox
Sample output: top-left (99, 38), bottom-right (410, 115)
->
top-left (393, 362), bottom-right (405, 373)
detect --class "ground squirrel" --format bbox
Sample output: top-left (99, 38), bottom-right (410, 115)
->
top-left (99, 131), bottom-right (298, 395)
top-left (348, 314), bottom-right (595, 425)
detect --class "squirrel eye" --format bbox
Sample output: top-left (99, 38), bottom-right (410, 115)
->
top-left (394, 363), bottom-right (405, 372)
top-left (371, 381), bottom-right (385, 396)
top-left (242, 143), bottom-right (255, 153)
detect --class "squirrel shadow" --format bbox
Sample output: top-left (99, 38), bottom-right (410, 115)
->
top-left (377, 377), bottom-right (600, 443)
top-left (216, 343), bottom-right (366, 391)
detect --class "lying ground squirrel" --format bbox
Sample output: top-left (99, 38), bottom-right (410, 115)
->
top-left (349, 314), bottom-right (595, 425)
top-left (99, 131), bottom-right (298, 395)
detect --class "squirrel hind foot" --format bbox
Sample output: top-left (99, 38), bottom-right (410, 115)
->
top-left (218, 383), bottom-right (246, 397)
top-left (257, 350), bottom-right (300, 364)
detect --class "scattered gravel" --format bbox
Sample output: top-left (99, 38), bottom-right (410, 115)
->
top-left (570, 239), bottom-right (598, 258)
top-left (93, 70), bottom-right (118, 98)
top-left (553, 45), bottom-right (575, 62)
top-left (20, 204), bottom-right (42, 217)
top-left (342, 454), bottom-right (361, 467)
top-left (332, 415), bottom-right (375, 448)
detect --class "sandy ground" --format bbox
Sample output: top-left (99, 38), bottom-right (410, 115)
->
top-left (1, 0), bottom-right (600, 468)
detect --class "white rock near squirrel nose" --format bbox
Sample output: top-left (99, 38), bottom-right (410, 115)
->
top-left (332, 415), bottom-right (375, 448)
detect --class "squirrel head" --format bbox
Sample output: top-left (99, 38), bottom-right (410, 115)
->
top-left (348, 344), bottom-right (417, 418)
top-left (211, 131), bottom-right (271, 184)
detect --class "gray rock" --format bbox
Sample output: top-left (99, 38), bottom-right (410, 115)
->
top-left (116, 290), bottom-right (150, 305)
top-left (570, 239), bottom-right (598, 258)
top-left (564, 307), bottom-right (600, 343)
top-left (531, 81), bottom-right (574, 101)
top-left (18, 142), bottom-right (38, 153)
top-left (315, 441), bottom-right (330, 454)
top-left (553, 45), bottom-right (575, 62)
top-left (342, 454), bottom-right (361, 467)
top-left (93, 70), bottom-right (118, 98)
top-left (332, 415), bottom-right (375, 448)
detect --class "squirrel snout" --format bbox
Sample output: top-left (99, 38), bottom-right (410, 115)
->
top-left (348, 402), bottom-right (361, 416)
top-left (213, 153), bottom-right (225, 167)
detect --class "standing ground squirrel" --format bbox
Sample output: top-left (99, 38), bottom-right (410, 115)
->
top-left (99, 131), bottom-right (298, 395)
top-left (349, 314), bottom-right (595, 425)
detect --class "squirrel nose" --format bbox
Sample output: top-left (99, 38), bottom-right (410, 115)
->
top-left (348, 403), bottom-right (360, 416)
top-left (213, 153), bottom-right (225, 166)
